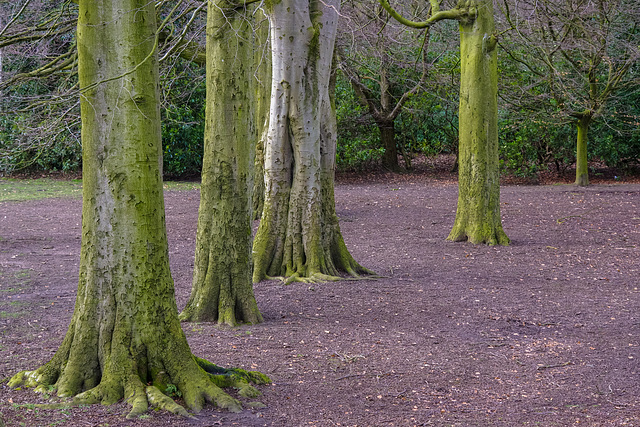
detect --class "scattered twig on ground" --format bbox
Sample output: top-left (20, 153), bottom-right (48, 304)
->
top-left (556, 207), bottom-right (600, 223)
top-left (536, 362), bottom-right (573, 370)
top-left (335, 371), bottom-right (399, 381)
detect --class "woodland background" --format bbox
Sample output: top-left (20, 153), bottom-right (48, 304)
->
top-left (0, 0), bottom-right (637, 180)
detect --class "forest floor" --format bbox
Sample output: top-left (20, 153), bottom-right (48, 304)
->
top-left (0, 158), bottom-right (639, 426)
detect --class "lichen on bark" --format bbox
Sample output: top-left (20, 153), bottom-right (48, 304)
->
top-left (9, 0), bottom-right (269, 417)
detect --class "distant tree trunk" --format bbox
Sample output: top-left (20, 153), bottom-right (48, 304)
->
top-left (379, 0), bottom-right (509, 245)
top-left (378, 66), bottom-right (400, 171)
top-left (340, 50), bottom-right (413, 172)
top-left (9, 0), bottom-right (267, 416)
top-left (179, 2), bottom-right (262, 325)
top-left (446, 0), bottom-right (509, 245)
top-left (252, 0), bottom-right (371, 283)
top-left (574, 113), bottom-right (591, 186)
top-left (379, 121), bottom-right (399, 171)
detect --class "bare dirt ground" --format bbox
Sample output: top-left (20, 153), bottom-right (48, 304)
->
top-left (1, 163), bottom-right (639, 426)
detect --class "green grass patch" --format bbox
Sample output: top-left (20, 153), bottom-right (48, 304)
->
top-left (0, 178), bottom-right (199, 202)
top-left (163, 180), bottom-right (200, 191)
top-left (11, 403), bottom-right (36, 410)
top-left (0, 311), bottom-right (23, 319)
top-left (9, 301), bottom-right (29, 307)
top-left (0, 178), bottom-right (83, 202)
top-left (13, 270), bottom-right (31, 282)
top-left (0, 269), bottom-right (32, 293)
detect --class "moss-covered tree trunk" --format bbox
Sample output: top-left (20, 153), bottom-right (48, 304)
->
top-left (9, 0), bottom-right (267, 417)
top-left (179, 2), bottom-right (262, 325)
top-left (253, 134), bottom-right (266, 220)
top-left (252, 0), bottom-right (371, 283)
top-left (446, 0), bottom-right (509, 246)
top-left (574, 113), bottom-right (591, 186)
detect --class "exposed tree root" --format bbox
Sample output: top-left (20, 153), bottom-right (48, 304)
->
top-left (447, 226), bottom-right (510, 246)
top-left (253, 211), bottom-right (376, 284)
top-left (263, 272), bottom-right (383, 285)
top-left (195, 357), bottom-right (270, 399)
top-left (178, 277), bottom-right (263, 326)
top-left (8, 355), bottom-right (270, 419)
top-left (145, 386), bottom-right (191, 417)
top-left (447, 209), bottom-right (510, 246)
top-left (284, 272), bottom-right (341, 285)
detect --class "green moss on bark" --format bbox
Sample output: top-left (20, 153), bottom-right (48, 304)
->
top-left (9, 0), bottom-right (269, 418)
top-left (179, 1), bottom-right (261, 326)
top-left (446, 0), bottom-right (509, 246)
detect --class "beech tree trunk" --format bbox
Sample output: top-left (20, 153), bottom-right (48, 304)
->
top-left (9, 1), bottom-right (267, 417)
top-left (378, 0), bottom-right (508, 245)
top-left (574, 114), bottom-right (591, 186)
top-left (179, 2), bottom-right (262, 325)
top-left (252, 0), bottom-right (371, 283)
top-left (446, 1), bottom-right (510, 246)
top-left (253, 132), bottom-right (266, 220)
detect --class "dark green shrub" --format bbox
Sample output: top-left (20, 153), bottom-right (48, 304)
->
top-left (335, 73), bottom-right (384, 170)
top-left (160, 63), bottom-right (206, 178)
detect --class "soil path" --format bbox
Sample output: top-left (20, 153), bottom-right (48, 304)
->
top-left (0, 176), bottom-right (638, 426)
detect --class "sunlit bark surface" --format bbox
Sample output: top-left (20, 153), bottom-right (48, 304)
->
top-left (253, 0), bottom-right (371, 283)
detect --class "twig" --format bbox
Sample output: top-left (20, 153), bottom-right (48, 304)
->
top-left (393, 389), bottom-right (407, 398)
top-left (607, 400), bottom-right (629, 407)
top-left (336, 372), bottom-right (399, 381)
top-left (556, 207), bottom-right (599, 223)
top-left (536, 361), bottom-right (573, 370)
top-left (336, 373), bottom-right (366, 380)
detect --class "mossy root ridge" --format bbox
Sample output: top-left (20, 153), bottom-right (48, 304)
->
top-left (447, 222), bottom-right (510, 246)
top-left (8, 352), bottom-right (270, 418)
top-left (252, 196), bottom-right (375, 284)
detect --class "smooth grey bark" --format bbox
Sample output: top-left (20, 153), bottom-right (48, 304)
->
top-left (252, 0), bottom-right (371, 283)
top-left (252, 7), bottom-right (270, 220)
